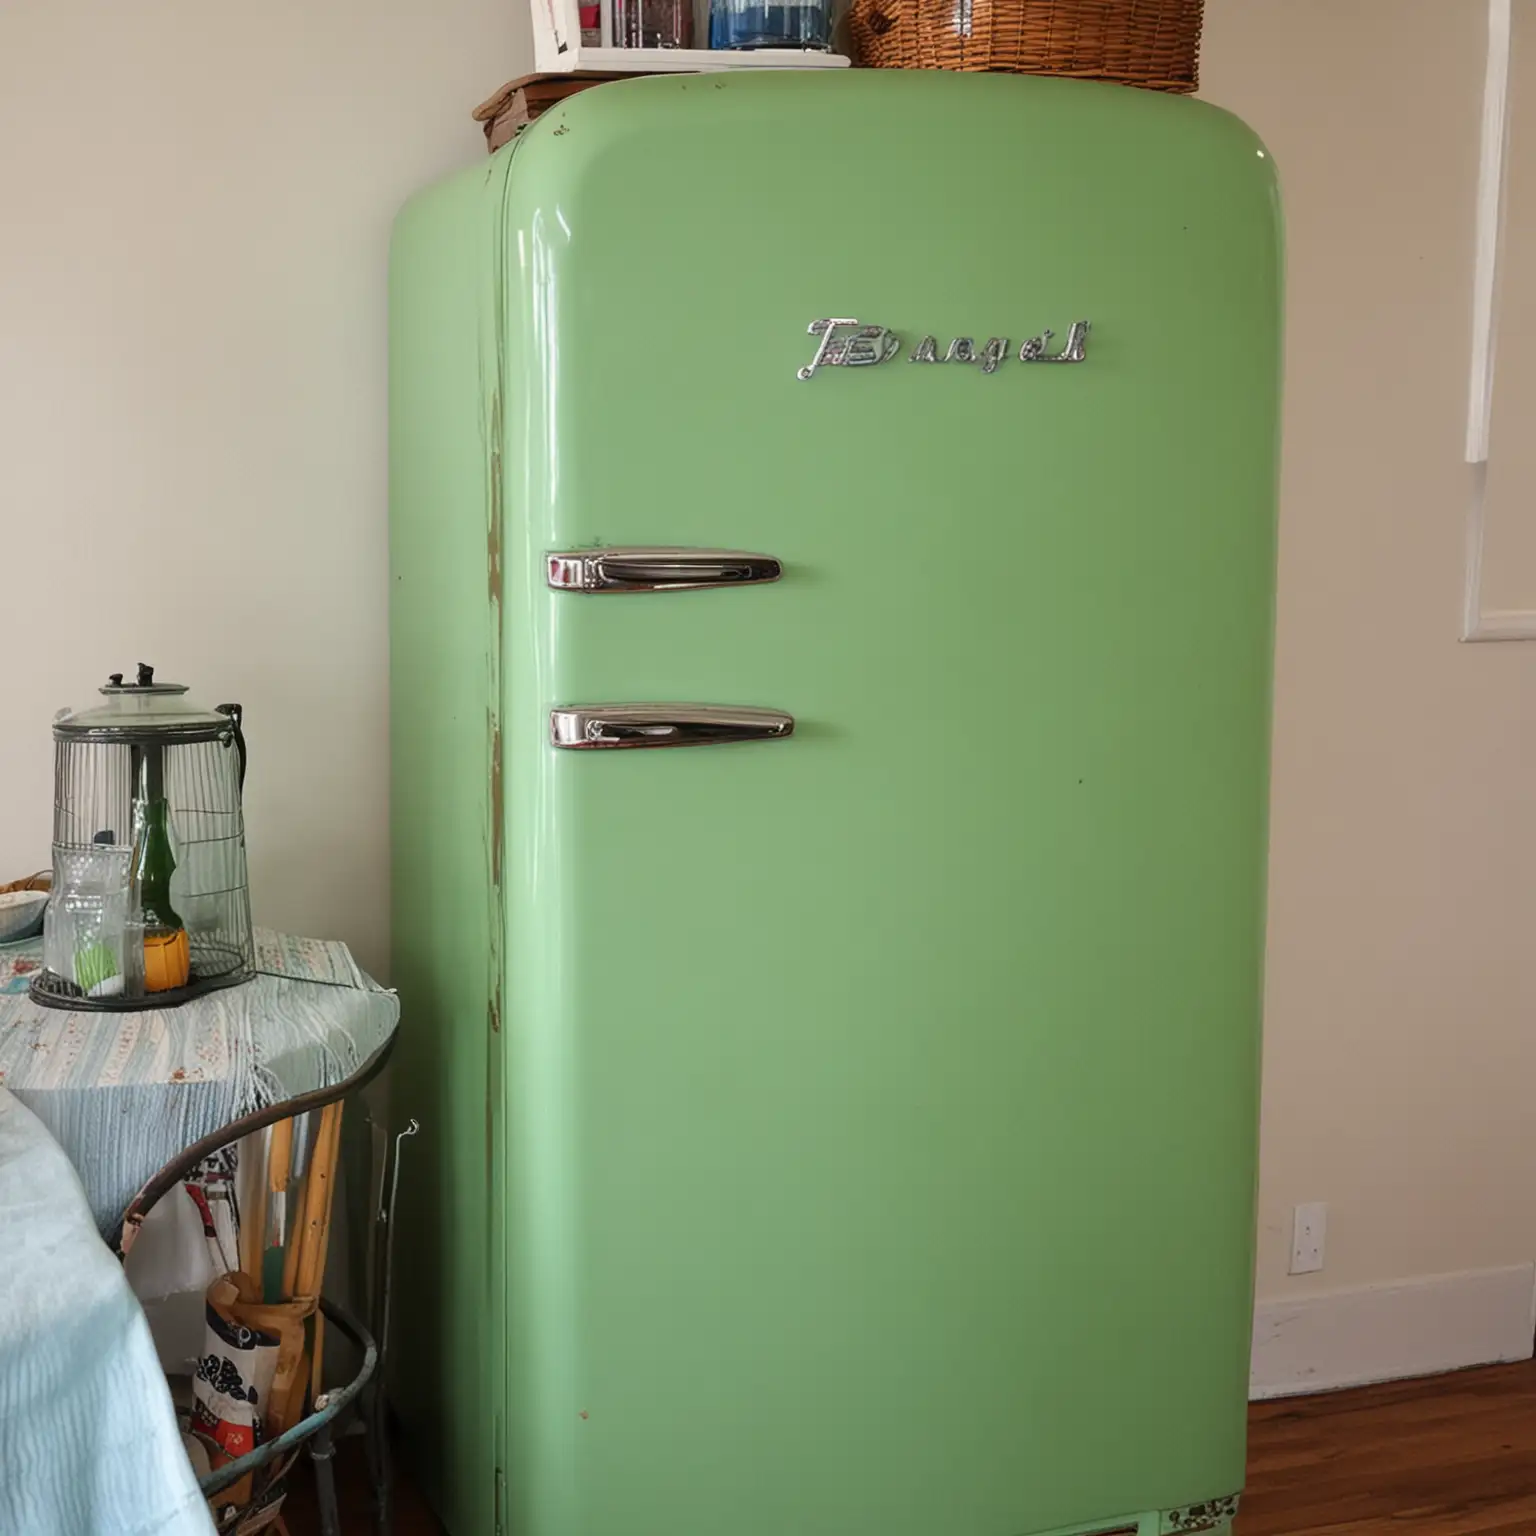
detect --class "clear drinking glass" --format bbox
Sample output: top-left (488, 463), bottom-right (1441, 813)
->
top-left (42, 842), bottom-right (133, 1000)
top-left (613, 0), bottom-right (692, 48)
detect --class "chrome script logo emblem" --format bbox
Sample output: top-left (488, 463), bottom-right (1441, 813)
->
top-left (796, 317), bottom-right (1090, 379)
top-left (795, 319), bottom-right (903, 378)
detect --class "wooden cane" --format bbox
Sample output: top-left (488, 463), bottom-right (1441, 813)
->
top-left (239, 1126), bottom-right (269, 1284)
top-left (304, 1138), bottom-right (341, 1394)
top-left (309, 1311), bottom-right (327, 1407)
top-left (269, 1117), bottom-right (293, 1196)
top-left (302, 1110), bottom-right (342, 1297)
top-left (294, 1103), bottom-right (344, 1404)
top-left (289, 1102), bottom-right (343, 1301)
top-left (262, 1116), bottom-right (293, 1302)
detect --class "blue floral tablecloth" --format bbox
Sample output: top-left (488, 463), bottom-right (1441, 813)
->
top-left (0, 930), bottom-right (397, 1235)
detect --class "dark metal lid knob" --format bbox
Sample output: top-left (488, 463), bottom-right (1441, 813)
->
top-left (108, 673), bottom-right (123, 687)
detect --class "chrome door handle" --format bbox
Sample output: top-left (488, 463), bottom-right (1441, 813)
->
top-left (546, 548), bottom-right (782, 593)
top-left (550, 704), bottom-right (795, 750)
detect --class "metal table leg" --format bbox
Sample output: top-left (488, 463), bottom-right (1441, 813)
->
top-left (367, 1116), bottom-right (417, 1536)
top-left (310, 1421), bottom-right (342, 1536)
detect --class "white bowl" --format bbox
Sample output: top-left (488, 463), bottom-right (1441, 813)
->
top-left (0, 889), bottom-right (48, 944)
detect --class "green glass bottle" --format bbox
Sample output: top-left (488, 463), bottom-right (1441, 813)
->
top-left (134, 798), bottom-right (182, 932)
top-left (133, 746), bottom-right (189, 991)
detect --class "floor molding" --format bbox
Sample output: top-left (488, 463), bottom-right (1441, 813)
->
top-left (1250, 1263), bottom-right (1536, 1400)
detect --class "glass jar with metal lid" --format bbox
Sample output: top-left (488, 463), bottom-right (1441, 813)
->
top-left (33, 664), bottom-right (254, 1011)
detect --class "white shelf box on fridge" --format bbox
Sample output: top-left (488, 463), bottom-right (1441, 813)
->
top-left (530, 0), bottom-right (850, 73)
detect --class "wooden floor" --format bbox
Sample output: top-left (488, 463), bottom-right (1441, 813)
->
top-left (280, 1434), bottom-right (444, 1535)
top-left (285, 1360), bottom-right (1536, 1535)
top-left (1240, 1361), bottom-right (1536, 1534)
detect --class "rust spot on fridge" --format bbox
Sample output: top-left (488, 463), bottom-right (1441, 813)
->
top-left (487, 496), bottom-right (503, 603)
top-left (484, 380), bottom-right (506, 1202)
top-left (486, 382), bottom-right (505, 895)
top-left (1163, 1494), bottom-right (1241, 1533)
top-left (489, 715), bottom-right (504, 890)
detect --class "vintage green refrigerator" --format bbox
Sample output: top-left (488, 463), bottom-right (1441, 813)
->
top-left (389, 69), bottom-right (1280, 1536)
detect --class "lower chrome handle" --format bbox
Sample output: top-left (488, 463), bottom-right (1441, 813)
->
top-left (547, 548), bottom-right (782, 593)
top-left (550, 704), bottom-right (795, 750)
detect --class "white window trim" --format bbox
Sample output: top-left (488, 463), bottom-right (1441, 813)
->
top-left (1462, 0), bottom-right (1532, 640)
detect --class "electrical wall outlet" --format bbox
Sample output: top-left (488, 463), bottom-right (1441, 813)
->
top-left (1290, 1201), bottom-right (1327, 1275)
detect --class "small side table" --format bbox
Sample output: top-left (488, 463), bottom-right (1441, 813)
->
top-left (0, 930), bottom-right (399, 1236)
top-left (0, 930), bottom-right (404, 1535)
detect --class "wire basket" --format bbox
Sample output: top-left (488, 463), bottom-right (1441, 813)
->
top-left (848, 0), bottom-right (1204, 92)
top-left (31, 666), bottom-right (255, 1012)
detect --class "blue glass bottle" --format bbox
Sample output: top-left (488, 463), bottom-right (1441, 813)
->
top-left (709, 0), bottom-right (831, 49)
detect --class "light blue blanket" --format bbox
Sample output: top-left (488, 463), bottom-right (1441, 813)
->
top-left (0, 1087), bottom-right (214, 1536)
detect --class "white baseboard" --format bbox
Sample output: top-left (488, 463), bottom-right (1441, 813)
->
top-left (1250, 1263), bottom-right (1536, 1400)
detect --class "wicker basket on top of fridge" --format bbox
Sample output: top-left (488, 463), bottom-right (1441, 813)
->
top-left (848, 0), bottom-right (1204, 93)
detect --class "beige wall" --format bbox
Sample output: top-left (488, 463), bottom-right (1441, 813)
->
top-left (3, 1), bottom-right (1531, 1314)
top-left (1203, 0), bottom-right (1536, 1305)
top-left (0, 1), bottom-right (525, 978)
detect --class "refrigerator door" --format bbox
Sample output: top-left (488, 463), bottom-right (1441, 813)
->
top-left (500, 71), bottom-right (1279, 1536)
